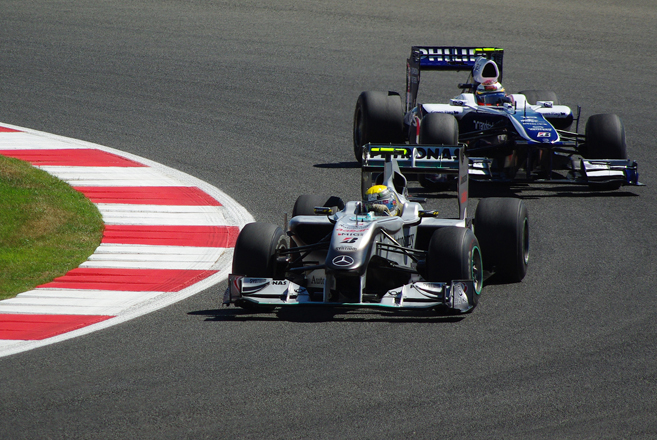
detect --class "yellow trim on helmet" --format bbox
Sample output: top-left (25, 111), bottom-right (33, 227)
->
top-left (365, 185), bottom-right (389, 196)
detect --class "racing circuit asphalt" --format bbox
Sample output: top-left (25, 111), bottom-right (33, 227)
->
top-left (1, 1), bottom-right (656, 438)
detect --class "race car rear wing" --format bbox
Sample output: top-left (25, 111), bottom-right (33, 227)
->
top-left (361, 144), bottom-right (470, 220)
top-left (406, 46), bottom-right (504, 112)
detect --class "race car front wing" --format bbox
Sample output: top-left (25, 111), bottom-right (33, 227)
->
top-left (224, 275), bottom-right (476, 313)
top-left (469, 156), bottom-right (641, 186)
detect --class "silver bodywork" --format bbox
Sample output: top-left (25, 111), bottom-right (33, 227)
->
top-left (224, 146), bottom-right (480, 313)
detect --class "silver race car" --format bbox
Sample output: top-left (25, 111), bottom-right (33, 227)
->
top-left (224, 145), bottom-right (529, 315)
top-left (353, 46), bottom-right (642, 190)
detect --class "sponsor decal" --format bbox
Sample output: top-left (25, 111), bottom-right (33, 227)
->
top-left (418, 47), bottom-right (476, 63)
top-left (414, 147), bottom-right (458, 160)
top-left (369, 146), bottom-right (458, 161)
top-left (332, 255), bottom-right (354, 267)
top-left (341, 237), bottom-right (358, 244)
top-left (335, 246), bottom-right (356, 251)
top-left (336, 226), bottom-right (369, 232)
top-left (337, 232), bottom-right (364, 237)
top-left (537, 131), bottom-right (551, 137)
top-left (309, 275), bottom-right (325, 286)
top-left (473, 120), bottom-right (494, 131)
top-left (272, 280), bottom-right (288, 286)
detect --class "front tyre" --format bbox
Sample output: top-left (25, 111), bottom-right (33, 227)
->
top-left (292, 195), bottom-right (344, 217)
top-left (519, 90), bottom-right (560, 105)
top-left (474, 198), bottom-right (529, 283)
top-left (519, 90), bottom-right (572, 130)
top-left (583, 113), bottom-right (627, 190)
top-left (426, 227), bottom-right (483, 309)
top-left (353, 91), bottom-right (404, 163)
top-left (418, 113), bottom-right (459, 191)
top-left (232, 222), bottom-right (287, 278)
top-left (584, 113), bottom-right (627, 160)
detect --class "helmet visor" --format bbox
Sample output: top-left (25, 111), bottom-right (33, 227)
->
top-left (477, 91), bottom-right (506, 106)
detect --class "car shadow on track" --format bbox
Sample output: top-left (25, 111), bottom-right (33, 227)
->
top-left (314, 162), bottom-right (361, 169)
top-left (313, 162), bottom-right (641, 200)
top-left (414, 183), bottom-right (640, 201)
top-left (189, 307), bottom-right (465, 323)
top-left (469, 182), bottom-right (641, 200)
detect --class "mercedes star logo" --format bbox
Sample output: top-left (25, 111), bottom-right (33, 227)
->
top-left (332, 255), bottom-right (354, 267)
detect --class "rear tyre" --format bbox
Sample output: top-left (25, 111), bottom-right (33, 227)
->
top-left (353, 91), bottom-right (405, 163)
top-left (519, 90), bottom-right (572, 130)
top-left (474, 198), bottom-right (529, 283)
top-left (426, 227), bottom-right (483, 308)
top-left (232, 222), bottom-right (287, 278)
top-left (418, 113), bottom-right (459, 191)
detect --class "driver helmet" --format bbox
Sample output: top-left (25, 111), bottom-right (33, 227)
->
top-left (363, 185), bottom-right (400, 216)
top-left (475, 81), bottom-right (507, 106)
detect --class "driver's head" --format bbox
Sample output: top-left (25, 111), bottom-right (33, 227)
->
top-left (363, 185), bottom-right (400, 216)
top-left (475, 82), bottom-right (507, 106)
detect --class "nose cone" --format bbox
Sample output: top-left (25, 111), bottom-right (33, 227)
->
top-left (325, 249), bottom-right (367, 275)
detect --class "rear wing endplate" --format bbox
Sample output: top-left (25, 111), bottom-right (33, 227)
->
top-left (406, 46), bottom-right (504, 112)
top-left (361, 144), bottom-right (470, 219)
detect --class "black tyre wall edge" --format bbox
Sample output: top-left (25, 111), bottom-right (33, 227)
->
top-left (474, 198), bottom-right (529, 283)
top-left (353, 91), bottom-right (404, 163)
top-left (232, 222), bottom-right (286, 278)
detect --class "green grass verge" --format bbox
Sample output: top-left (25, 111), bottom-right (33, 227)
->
top-left (0, 155), bottom-right (104, 300)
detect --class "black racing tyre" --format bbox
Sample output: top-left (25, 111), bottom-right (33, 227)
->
top-left (232, 222), bottom-right (287, 278)
top-left (353, 91), bottom-right (405, 163)
top-left (291, 195), bottom-right (341, 247)
top-left (418, 113), bottom-right (458, 190)
top-left (418, 112), bottom-right (459, 145)
top-left (584, 113), bottom-right (627, 159)
top-left (474, 198), bottom-right (529, 283)
top-left (425, 227), bottom-right (483, 308)
top-left (583, 114), bottom-right (627, 190)
top-left (292, 195), bottom-right (345, 217)
top-left (418, 113), bottom-right (459, 191)
top-left (519, 90), bottom-right (560, 105)
top-left (519, 90), bottom-right (572, 130)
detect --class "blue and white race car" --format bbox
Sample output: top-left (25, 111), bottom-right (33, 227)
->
top-left (353, 46), bottom-right (642, 190)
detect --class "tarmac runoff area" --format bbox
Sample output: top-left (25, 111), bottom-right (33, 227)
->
top-left (0, 124), bottom-right (253, 358)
